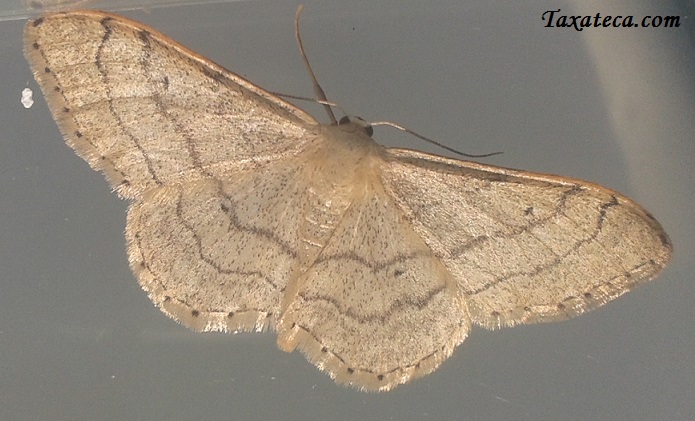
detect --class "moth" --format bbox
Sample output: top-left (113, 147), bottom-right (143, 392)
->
top-left (24, 9), bottom-right (671, 391)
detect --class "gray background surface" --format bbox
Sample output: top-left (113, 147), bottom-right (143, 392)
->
top-left (1, 1), bottom-right (693, 420)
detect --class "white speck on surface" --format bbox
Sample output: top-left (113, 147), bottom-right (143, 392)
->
top-left (21, 87), bottom-right (34, 108)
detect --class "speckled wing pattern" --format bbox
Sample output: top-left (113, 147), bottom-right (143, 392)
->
top-left (380, 149), bottom-right (671, 329)
top-left (24, 10), bottom-right (319, 201)
top-left (25, 10), bottom-right (672, 392)
top-left (24, 10), bottom-right (320, 335)
top-left (275, 171), bottom-right (468, 391)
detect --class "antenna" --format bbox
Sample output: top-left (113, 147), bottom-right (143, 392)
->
top-left (294, 5), bottom-right (337, 124)
top-left (291, 6), bottom-right (501, 159)
top-left (371, 121), bottom-right (502, 158)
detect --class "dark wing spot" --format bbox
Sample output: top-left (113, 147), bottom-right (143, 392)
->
top-left (347, 367), bottom-right (354, 374)
top-left (658, 232), bottom-right (672, 248)
top-left (202, 66), bottom-right (224, 83)
top-left (137, 29), bottom-right (151, 44)
top-left (191, 310), bottom-right (200, 317)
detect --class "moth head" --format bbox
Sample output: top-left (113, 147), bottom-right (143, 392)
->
top-left (338, 115), bottom-right (374, 137)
